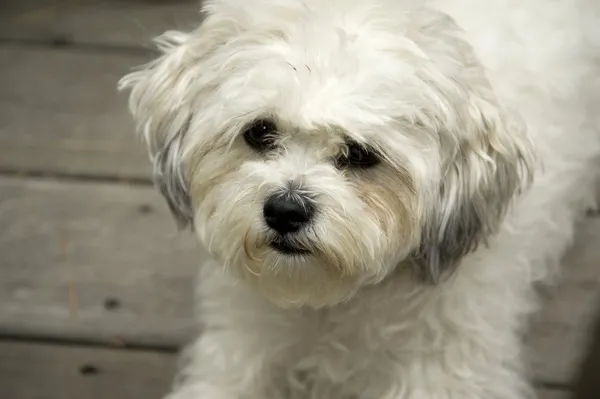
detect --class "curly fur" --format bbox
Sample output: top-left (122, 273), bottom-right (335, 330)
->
top-left (119, 0), bottom-right (600, 398)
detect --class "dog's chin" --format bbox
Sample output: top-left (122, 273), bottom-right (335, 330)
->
top-left (223, 236), bottom-right (365, 308)
top-left (268, 237), bottom-right (312, 256)
top-left (199, 224), bottom-right (392, 308)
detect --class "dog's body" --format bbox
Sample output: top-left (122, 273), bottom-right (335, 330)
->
top-left (120, 0), bottom-right (600, 398)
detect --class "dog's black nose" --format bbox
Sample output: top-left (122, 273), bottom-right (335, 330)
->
top-left (263, 193), bottom-right (313, 234)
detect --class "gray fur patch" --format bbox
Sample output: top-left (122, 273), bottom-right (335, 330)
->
top-left (413, 147), bottom-right (529, 283)
top-left (153, 134), bottom-right (194, 230)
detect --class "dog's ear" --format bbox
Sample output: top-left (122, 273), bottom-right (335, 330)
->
top-left (118, 13), bottom-right (232, 229)
top-left (413, 91), bottom-right (536, 282)
top-left (402, 9), bottom-right (536, 281)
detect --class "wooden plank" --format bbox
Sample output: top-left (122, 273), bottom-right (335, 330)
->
top-left (0, 340), bottom-right (569, 399)
top-left (0, 176), bottom-right (200, 347)
top-left (0, 175), bottom-right (599, 387)
top-left (0, 0), bottom-right (201, 48)
top-left (526, 216), bottom-right (600, 387)
top-left (0, 340), bottom-right (176, 399)
top-left (0, 45), bottom-right (152, 179)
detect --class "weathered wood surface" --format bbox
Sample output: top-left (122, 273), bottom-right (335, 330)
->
top-left (0, 1), bottom-right (206, 180)
top-left (0, 175), bottom-right (599, 388)
top-left (0, 176), bottom-right (201, 347)
top-left (0, 340), bottom-right (176, 399)
top-left (0, 45), bottom-right (152, 179)
top-left (0, 0), bottom-right (201, 48)
top-left (0, 339), bottom-right (569, 399)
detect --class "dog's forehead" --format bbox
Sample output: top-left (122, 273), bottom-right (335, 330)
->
top-left (206, 17), bottom-right (421, 141)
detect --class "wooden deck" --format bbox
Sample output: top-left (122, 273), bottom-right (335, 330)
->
top-left (0, 1), bottom-right (598, 398)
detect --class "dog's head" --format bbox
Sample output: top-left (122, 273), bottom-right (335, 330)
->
top-left (119, 1), bottom-right (535, 308)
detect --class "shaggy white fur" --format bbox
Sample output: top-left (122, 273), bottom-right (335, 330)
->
top-left (119, 0), bottom-right (600, 398)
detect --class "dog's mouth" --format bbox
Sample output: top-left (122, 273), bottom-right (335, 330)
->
top-left (268, 238), bottom-right (312, 256)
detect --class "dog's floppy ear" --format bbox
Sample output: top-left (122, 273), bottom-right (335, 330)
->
top-left (118, 13), bottom-right (232, 229)
top-left (414, 91), bottom-right (536, 282)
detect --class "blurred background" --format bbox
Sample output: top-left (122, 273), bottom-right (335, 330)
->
top-left (0, 1), bottom-right (598, 398)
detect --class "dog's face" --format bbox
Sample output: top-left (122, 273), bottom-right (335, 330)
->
top-left (119, 1), bottom-right (535, 308)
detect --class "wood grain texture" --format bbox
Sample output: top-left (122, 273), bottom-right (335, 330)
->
top-left (0, 340), bottom-right (570, 399)
top-left (0, 176), bottom-right (200, 347)
top-left (0, 45), bottom-right (152, 179)
top-left (0, 340), bottom-right (176, 399)
top-left (0, 0), bottom-right (201, 48)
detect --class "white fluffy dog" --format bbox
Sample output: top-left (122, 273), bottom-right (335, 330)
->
top-left (119, 0), bottom-right (600, 398)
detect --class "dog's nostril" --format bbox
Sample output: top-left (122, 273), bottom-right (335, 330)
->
top-left (263, 194), bottom-right (313, 234)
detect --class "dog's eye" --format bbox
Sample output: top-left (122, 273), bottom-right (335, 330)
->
top-left (337, 142), bottom-right (380, 169)
top-left (243, 119), bottom-right (277, 151)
